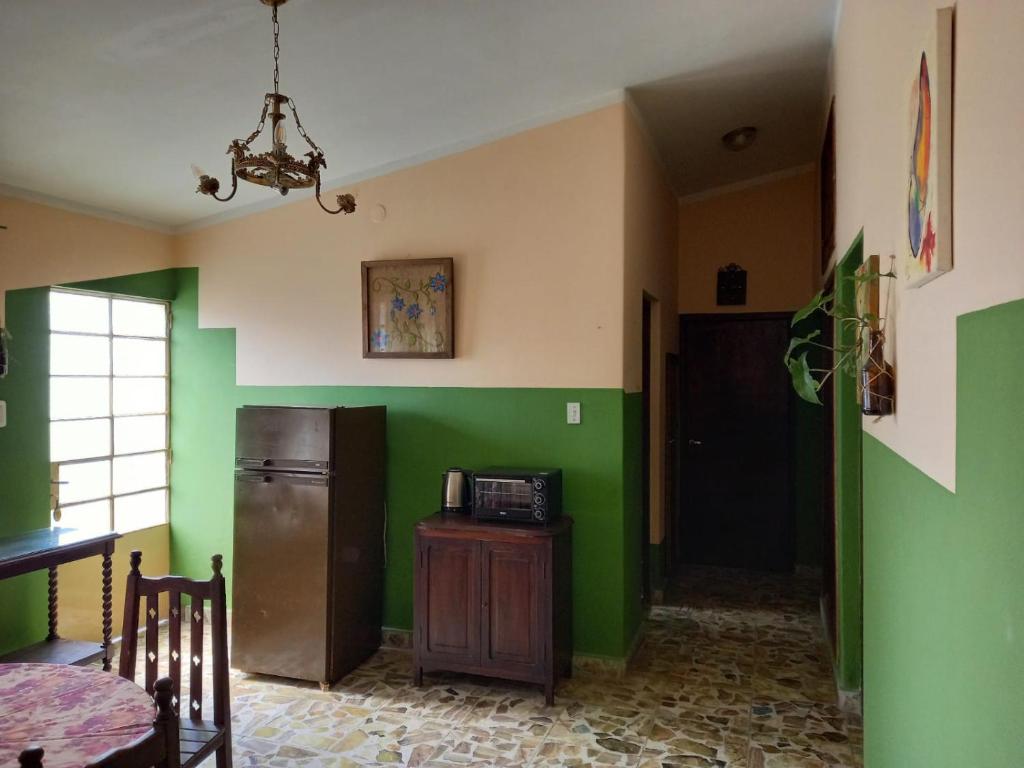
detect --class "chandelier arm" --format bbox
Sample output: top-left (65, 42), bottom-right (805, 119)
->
top-left (210, 162), bottom-right (240, 202)
top-left (314, 177), bottom-right (356, 215)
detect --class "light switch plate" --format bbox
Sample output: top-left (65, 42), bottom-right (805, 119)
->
top-left (566, 402), bottom-right (581, 425)
top-left (0, 400), bottom-right (6, 428)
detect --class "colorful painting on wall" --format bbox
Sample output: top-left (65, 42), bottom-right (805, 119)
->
top-left (905, 6), bottom-right (954, 288)
top-left (361, 257), bottom-right (454, 358)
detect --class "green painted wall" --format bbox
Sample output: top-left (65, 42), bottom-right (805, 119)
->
top-left (0, 271), bottom-right (178, 655)
top-left (621, 391), bottom-right (643, 654)
top-left (169, 269), bottom-right (638, 658)
top-left (0, 288), bottom-right (52, 655)
top-left (834, 234), bottom-right (864, 691)
top-left (0, 267), bottom-right (642, 659)
top-left (863, 297), bottom-right (1024, 767)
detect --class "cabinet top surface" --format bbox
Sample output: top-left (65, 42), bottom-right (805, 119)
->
top-left (416, 513), bottom-right (572, 537)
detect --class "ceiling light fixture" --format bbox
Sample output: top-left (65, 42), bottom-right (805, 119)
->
top-left (721, 126), bottom-right (758, 152)
top-left (192, 0), bottom-right (355, 215)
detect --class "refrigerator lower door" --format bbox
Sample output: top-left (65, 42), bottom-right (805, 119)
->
top-left (232, 470), bottom-right (331, 683)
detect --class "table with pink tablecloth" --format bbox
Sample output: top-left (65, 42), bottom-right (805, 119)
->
top-left (0, 663), bottom-right (155, 768)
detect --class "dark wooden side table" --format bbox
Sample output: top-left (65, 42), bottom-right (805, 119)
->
top-left (0, 527), bottom-right (121, 670)
top-left (413, 513), bottom-right (573, 705)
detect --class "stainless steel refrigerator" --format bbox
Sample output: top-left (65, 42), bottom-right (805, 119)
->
top-left (231, 405), bottom-right (386, 689)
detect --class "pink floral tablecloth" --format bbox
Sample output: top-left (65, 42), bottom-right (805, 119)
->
top-left (0, 663), bottom-right (154, 768)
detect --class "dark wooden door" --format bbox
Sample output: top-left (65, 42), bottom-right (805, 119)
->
top-left (679, 313), bottom-right (795, 572)
top-left (416, 537), bottom-right (481, 664)
top-left (480, 541), bottom-right (544, 675)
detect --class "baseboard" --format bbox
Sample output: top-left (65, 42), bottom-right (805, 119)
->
top-left (818, 596), bottom-right (863, 716)
top-left (381, 624), bottom-right (646, 678)
top-left (381, 627), bottom-right (413, 651)
top-left (574, 613), bottom-right (647, 678)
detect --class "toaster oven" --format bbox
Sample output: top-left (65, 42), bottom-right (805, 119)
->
top-left (472, 468), bottom-right (562, 524)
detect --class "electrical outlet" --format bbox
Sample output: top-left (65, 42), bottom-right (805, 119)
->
top-left (566, 402), bottom-right (581, 425)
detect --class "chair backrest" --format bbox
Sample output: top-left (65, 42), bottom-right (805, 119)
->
top-left (85, 677), bottom-right (180, 768)
top-left (118, 552), bottom-right (229, 728)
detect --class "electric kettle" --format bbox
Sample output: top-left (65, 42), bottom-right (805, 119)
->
top-left (441, 468), bottom-right (472, 514)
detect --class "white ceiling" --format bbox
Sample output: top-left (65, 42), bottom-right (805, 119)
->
top-left (0, 0), bottom-right (838, 229)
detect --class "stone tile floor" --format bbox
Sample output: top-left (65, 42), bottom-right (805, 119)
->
top-left (122, 565), bottom-right (862, 767)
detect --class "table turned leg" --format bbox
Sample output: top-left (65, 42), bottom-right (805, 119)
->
top-left (46, 566), bottom-right (60, 641)
top-left (101, 551), bottom-right (113, 671)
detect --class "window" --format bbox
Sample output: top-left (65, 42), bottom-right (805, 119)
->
top-left (49, 289), bottom-right (170, 533)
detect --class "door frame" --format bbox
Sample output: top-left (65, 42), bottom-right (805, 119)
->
top-left (676, 311), bottom-right (797, 572)
top-left (640, 295), bottom-right (653, 605)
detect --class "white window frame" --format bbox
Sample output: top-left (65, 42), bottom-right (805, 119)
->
top-left (49, 287), bottom-right (171, 533)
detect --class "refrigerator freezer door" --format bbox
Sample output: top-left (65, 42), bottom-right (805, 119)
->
top-left (232, 470), bottom-right (331, 683)
top-left (235, 406), bottom-right (333, 469)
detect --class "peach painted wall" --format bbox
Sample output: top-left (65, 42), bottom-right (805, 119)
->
top-left (677, 169), bottom-right (819, 314)
top-left (0, 196), bottom-right (174, 324)
top-left (623, 106), bottom-right (679, 544)
top-left (0, 196), bottom-right (174, 641)
top-left (175, 105), bottom-right (628, 390)
top-left (829, 0), bottom-right (1024, 489)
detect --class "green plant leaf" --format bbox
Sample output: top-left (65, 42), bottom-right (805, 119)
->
top-left (791, 291), bottom-right (829, 327)
top-left (784, 330), bottom-right (822, 361)
top-left (787, 352), bottom-right (822, 405)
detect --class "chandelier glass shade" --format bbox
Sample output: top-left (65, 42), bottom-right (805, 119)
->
top-left (194, 0), bottom-right (355, 215)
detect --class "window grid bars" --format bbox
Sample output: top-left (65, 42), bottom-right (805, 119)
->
top-left (49, 288), bottom-right (171, 533)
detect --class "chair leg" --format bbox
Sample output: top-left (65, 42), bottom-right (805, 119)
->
top-left (216, 733), bottom-right (232, 768)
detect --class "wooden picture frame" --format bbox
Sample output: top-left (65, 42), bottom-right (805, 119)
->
top-left (361, 257), bottom-right (455, 359)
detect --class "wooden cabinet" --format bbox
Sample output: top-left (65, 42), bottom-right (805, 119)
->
top-left (414, 513), bottom-right (572, 704)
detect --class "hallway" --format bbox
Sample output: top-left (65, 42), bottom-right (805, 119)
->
top-left (638, 566), bottom-right (863, 767)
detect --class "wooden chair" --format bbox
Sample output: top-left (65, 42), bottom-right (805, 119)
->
top-left (85, 677), bottom-right (181, 768)
top-left (17, 678), bottom-right (179, 768)
top-left (118, 552), bottom-right (231, 768)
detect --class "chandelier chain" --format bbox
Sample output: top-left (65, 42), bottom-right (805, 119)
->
top-left (242, 99), bottom-right (270, 148)
top-left (272, 4), bottom-right (280, 94)
top-left (288, 97), bottom-right (323, 156)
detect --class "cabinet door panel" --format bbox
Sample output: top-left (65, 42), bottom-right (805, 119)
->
top-left (481, 542), bottom-right (544, 673)
top-left (417, 537), bottom-right (480, 663)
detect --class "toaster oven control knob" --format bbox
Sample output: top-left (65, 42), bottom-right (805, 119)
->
top-left (533, 508), bottom-right (545, 521)
top-left (534, 493), bottom-right (545, 506)
top-left (533, 478), bottom-right (546, 491)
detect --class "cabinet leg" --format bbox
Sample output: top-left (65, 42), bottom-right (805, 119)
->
top-left (544, 680), bottom-right (555, 707)
top-left (46, 566), bottom-right (60, 641)
top-left (101, 552), bottom-right (113, 672)
top-left (413, 666), bottom-right (423, 687)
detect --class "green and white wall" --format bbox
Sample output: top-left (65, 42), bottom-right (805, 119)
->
top-left (0, 101), bottom-right (678, 662)
top-left (828, 1), bottom-right (1024, 764)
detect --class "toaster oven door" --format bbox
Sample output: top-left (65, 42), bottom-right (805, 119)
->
top-left (473, 477), bottom-right (533, 518)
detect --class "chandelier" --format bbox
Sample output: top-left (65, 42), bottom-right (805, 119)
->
top-left (192, 0), bottom-right (355, 215)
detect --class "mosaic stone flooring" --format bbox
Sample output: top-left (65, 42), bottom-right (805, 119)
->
top-left (117, 566), bottom-right (862, 767)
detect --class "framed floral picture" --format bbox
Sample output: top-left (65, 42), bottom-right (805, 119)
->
top-left (361, 257), bottom-right (454, 358)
